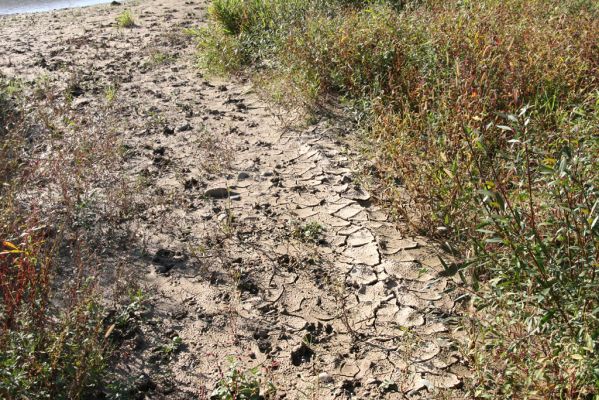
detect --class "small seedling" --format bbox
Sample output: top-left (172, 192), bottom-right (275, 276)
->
top-left (118, 289), bottom-right (144, 326)
top-left (212, 358), bottom-right (275, 400)
top-left (148, 51), bottom-right (176, 66)
top-left (293, 221), bottom-right (324, 243)
top-left (105, 84), bottom-right (117, 103)
top-left (161, 336), bottom-right (183, 355)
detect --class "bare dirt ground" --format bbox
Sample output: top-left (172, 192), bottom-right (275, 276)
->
top-left (0, 1), bottom-right (471, 398)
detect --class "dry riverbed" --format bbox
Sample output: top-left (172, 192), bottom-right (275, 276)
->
top-left (0, 1), bottom-right (471, 398)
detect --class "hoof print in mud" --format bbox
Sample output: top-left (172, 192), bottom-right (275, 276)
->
top-left (184, 177), bottom-right (201, 190)
top-left (340, 379), bottom-right (361, 396)
top-left (135, 373), bottom-right (156, 393)
top-left (152, 248), bottom-right (183, 274)
top-left (290, 342), bottom-right (315, 366)
top-left (237, 275), bottom-right (259, 294)
top-left (163, 125), bottom-right (175, 135)
top-left (204, 186), bottom-right (238, 199)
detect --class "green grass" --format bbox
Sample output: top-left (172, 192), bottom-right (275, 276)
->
top-left (116, 10), bottom-right (135, 28)
top-left (199, 0), bottom-right (599, 397)
top-left (144, 50), bottom-right (177, 69)
top-left (104, 84), bottom-right (117, 103)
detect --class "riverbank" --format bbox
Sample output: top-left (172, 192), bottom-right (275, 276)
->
top-left (0, 1), bottom-right (472, 398)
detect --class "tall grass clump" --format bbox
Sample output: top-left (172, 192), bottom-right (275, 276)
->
top-left (0, 75), bottom-right (133, 398)
top-left (116, 9), bottom-right (135, 28)
top-left (200, 0), bottom-right (598, 397)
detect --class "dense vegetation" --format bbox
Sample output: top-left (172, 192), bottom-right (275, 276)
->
top-left (199, 0), bottom-right (599, 397)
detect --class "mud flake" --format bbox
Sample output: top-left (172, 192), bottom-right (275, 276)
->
top-left (295, 194), bottom-right (323, 208)
top-left (342, 186), bottom-right (371, 201)
top-left (285, 294), bottom-right (306, 313)
top-left (326, 167), bottom-right (353, 176)
top-left (339, 361), bottom-right (360, 378)
top-left (431, 354), bottom-right (460, 369)
top-left (379, 238), bottom-right (419, 255)
top-left (404, 374), bottom-right (432, 394)
top-left (293, 207), bottom-right (318, 219)
top-left (265, 286), bottom-right (284, 302)
top-left (281, 315), bottom-right (307, 331)
top-left (418, 322), bottom-right (448, 336)
top-left (411, 341), bottom-right (441, 362)
top-left (333, 183), bottom-right (349, 193)
top-left (308, 213), bottom-right (351, 228)
top-left (368, 209), bottom-right (388, 222)
top-left (396, 306), bottom-right (425, 327)
top-left (330, 235), bottom-right (347, 247)
top-left (344, 242), bottom-right (380, 266)
top-left (338, 225), bottom-right (361, 236)
top-left (391, 251), bottom-right (419, 263)
top-left (348, 302), bottom-right (377, 330)
top-left (348, 264), bottom-right (378, 286)
top-left (383, 260), bottom-right (434, 281)
top-left (319, 372), bottom-right (334, 384)
top-left (323, 198), bottom-right (354, 214)
top-left (357, 281), bottom-right (387, 304)
top-left (300, 167), bottom-right (324, 180)
top-left (299, 149), bottom-right (319, 160)
top-left (376, 303), bottom-right (399, 323)
top-left (347, 229), bottom-right (375, 247)
top-left (235, 180), bottom-right (253, 189)
top-left (433, 296), bottom-right (456, 312)
top-left (335, 203), bottom-right (364, 220)
top-left (387, 353), bottom-right (409, 372)
top-left (425, 372), bottom-right (461, 389)
top-left (349, 210), bottom-right (369, 221)
top-left (421, 256), bottom-right (444, 269)
top-left (304, 179), bottom-right (325, 187)
top-left (413, 291), bottom-right (443, 301)
top-left (396, 291), bottom-right (427, 309)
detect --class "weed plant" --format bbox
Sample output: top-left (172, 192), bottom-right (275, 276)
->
top-left (199, 0), bottom-right (599, 397)
top-left (212, 357), bottom-right (275, 400)
top-left (0, 74), bottom-right (134, 398)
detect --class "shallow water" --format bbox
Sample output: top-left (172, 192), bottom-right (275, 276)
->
top-left (0, 0), bottom-right (113, 15)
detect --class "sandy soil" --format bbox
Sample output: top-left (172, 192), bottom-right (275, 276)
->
top-left (0, 1), bottom-right (470, 398)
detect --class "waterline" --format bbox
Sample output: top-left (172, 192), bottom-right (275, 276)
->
top-left (0, 0), bottom-right (115, 15)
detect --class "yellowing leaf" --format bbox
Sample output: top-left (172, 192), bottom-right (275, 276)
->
top-left (2, 241), bottom-right (19, 250)
top-left (104, 324), bottom-right (116, 339)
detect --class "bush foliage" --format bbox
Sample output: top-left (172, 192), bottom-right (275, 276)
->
top-left (200, 0), bottom-right (599, 397)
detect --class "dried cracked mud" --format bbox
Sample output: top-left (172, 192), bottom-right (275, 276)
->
top-left (1, 1), bottom-right (470, 398)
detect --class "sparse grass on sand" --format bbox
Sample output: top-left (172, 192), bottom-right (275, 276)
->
top-left (0, 73), bottom-right (137, 398)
